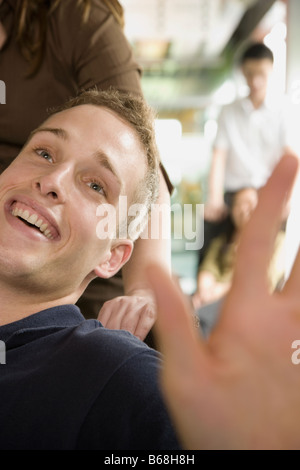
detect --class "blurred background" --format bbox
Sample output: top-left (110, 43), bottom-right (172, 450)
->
top-left (121, 0), bottom-right (300, 294)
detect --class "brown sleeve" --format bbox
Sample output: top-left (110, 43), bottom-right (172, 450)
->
top-left (53, 0), bottom-right (143, 95)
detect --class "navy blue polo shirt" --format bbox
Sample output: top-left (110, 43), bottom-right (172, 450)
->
top-left (0, 305), bottom-right (180, 450)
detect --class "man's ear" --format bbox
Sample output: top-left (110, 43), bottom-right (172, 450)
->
top-left (93, 240), bottom-right (133, 279)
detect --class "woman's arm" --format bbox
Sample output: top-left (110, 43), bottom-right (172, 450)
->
top-left (204, 147), bottom-right (228, 221)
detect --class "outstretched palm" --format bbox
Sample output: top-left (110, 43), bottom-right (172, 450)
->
top-left (148, 154), bottom-right (300, 450)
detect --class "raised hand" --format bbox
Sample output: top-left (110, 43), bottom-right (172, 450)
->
top-left (147, 154), bottom-right (300, 450)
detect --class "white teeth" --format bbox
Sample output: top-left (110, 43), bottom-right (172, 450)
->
top-left (27, 214), bottom-right (38, 225)
top-left (40, 223), bottom-right (48, 232)
top-left (36, 219), bottom-right (43, 227)
top-left (23, 210), bottom-right (30, 220)
top-left (11, 206), bottom-right (54, 239)
top-left (12, 208), bottom-right (23, 217)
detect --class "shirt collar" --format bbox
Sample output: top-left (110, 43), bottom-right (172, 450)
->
top-left (240, 95), bottom-right (275, 113)
top-left (0, 305), bottom-right (86, 344)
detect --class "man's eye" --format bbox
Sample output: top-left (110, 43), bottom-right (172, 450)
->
top-left (35, 149), bottom-right (53, 162)
top-left (88, 181), bottom-right (106, 195)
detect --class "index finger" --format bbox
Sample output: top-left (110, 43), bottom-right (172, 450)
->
top-left (133, 306), bottom-right (156, 341)
top-left (232, 154), bottom-right (299, 296)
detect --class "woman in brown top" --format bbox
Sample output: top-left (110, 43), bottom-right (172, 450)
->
top-left (0, 0), bottom-right (172, 343)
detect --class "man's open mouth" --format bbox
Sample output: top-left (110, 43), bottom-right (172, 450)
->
top-left (9, 201), bottom-right (60, 241)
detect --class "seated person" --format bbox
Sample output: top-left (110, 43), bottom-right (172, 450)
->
top-left (0, 89), bottom-right (180, 450)
top-left (193, 187), bottom-right (286, 311)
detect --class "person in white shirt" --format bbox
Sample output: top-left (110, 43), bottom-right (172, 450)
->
top-left (205, 42), bottom-right (293, 222)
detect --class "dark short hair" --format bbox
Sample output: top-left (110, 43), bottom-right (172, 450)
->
top-left (240, 42), bottom-right (274, 65)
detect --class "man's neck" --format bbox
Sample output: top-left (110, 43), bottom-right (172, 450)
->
top-left (249, 93), bottom-right (266, 110)
top-left (0, 284), bottom-right (79, 326)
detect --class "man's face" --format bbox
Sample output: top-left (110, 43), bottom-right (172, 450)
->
top-left (242, 58), bottom-right (273, 101)
top-left (0, 105), bottom-right (146, 300)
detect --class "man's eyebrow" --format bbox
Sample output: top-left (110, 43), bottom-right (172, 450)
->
top-left (28, 127), bottom-right (69, 141)
top-left (94, 150), bottom-right (122, 190)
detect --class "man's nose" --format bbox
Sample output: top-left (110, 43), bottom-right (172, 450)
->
top-left (33, 164), bottom-right (73, 203)
top-left (252, 75), bottom-right (263, 89)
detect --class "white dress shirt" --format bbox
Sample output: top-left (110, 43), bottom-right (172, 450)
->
top-left (214, 96), bottom-right (292, 191)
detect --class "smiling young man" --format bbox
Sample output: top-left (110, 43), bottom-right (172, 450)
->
top-left (0, 89), bottom-right (180, 450)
